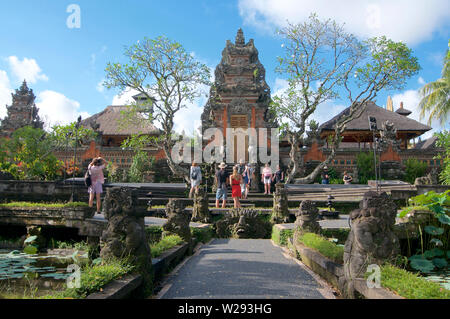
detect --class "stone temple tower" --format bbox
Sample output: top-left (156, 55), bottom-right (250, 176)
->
top-left (201, 29), bottom-right (277, 163)
top-left (0, 80), bottom-right (44, 138)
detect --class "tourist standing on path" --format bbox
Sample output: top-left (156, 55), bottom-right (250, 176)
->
top-left (273, 165), bottom-right (284, 184)
top-left (261, 163), bottom-right (273, 195)
top-left (321, 166), bottom-right (330, 185)
top-left (215, 162), bottom-right (229, 208)
top-left (343, 171), bottom-right (353, 185)
top-left (237, 159), bottom-right (246, 198)
top-left (230, 166), bottom-right (243, 208)
top-left (189, 162), bottom-right (202, 198)
top-left (242, 163), bottom-right (252, 199)
top-left (88, 157), bottom-right (108, 214)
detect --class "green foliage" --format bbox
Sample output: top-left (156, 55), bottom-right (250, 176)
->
top-left (435, 130), bottom-right (450, 185)
top-left (150, 235), bottom-right (183, 258)
top-left (271, 226), bottom-right (293, 247)
top-left (403, 159), bottom-right (428, 184)
top-left (128, 152), bottom-right (153, 183)
top-left (145, 226), bottom-right (163, 244)
top-left (50, 122), bottom-right (97, 148)
top-left (297, 232), bottom-right (344, 263)
top-left (40, 258), bottom-right (135, 299)
top-left (400, 191), bottom-right (450, 273)
top-left (320, 228), bottom-right (350, 244)
top-left (191, 227), bottom-right (213, 244)
top-left (0, 202), bottom-right (88, 208)
top-left (378, 264), bottom-right (450, 299)
top-left (356, 152), bottom-right (376, 184)
top-left (0, 126), bottom-right (63, 181)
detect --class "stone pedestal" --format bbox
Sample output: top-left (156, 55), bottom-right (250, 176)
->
top-left (100, 187), bottom-right (152, 291)
top-left (191, 187), bottom-right (211, 223)
top-left (340, 191), bottom-right (400, 298)
top-left (163, 199), bottom-right (192, 243)
top-left (293, 200), bottom-right (321, 243)
top-left (271, 183), bottom-right (290, 224)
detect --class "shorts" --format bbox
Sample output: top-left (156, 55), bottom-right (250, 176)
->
top-left (88, 181), bottom-right (103, 194)
top-left (216, 187), bottom-right (227, 200)
top-left (191, 179), bottom-right (201, 187)
top-left (264, 176), bottom-right (271, 184)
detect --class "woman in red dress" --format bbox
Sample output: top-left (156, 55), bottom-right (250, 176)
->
top-left (229, 166), bottom-right (243, 208)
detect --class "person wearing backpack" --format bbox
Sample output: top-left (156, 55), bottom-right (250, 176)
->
top-left (189, 162), bottom-right (202, 198)
top-left (88, 157), bottom-right (107, 214)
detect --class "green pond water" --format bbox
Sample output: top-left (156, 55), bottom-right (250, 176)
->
top-left (0, 249), bottom-right (88, 297)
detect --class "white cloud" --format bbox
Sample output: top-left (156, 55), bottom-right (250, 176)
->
top-left (36, 90), bottom-right (90, 128)
top-left (391, 89), bottom-right (444, 139)
top-left (7, 56), bottom-right (49, 83)
top-left (418, 77), bottom-right (426, 86)
top-left (96, 79), bottom-right (105, 93)
top-left (0, 70), bottom-right (12, 119)
top-left (238, 0), bottom-right (450, 45)
top-left (111, 87), bottom-right (140, 105)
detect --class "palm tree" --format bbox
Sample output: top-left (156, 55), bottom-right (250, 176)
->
top-left (419, 41), bottom-right (450, 126)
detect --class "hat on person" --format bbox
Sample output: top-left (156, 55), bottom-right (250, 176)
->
top-left (218, 162), bottom-right (227, 169)
top-left (323, 166), bottom-right (328, 170)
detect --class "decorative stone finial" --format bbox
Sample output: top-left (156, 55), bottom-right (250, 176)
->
top-left (235, 28), bottom-right (245, 46)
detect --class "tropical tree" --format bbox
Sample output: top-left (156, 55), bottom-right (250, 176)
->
top-left (51, 122), bottom-right (97, 148)
top-left (419, 40), bottom-right (450, 125)
top-left (0, 126), bottom-right (63, 180)
top-left (104, 36), bottom-right (211, 182)
top-left (271, 14), bottom-right (420, 183)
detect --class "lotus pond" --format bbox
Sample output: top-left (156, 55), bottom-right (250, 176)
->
top-left (0, 249), bottom-right (88, 297)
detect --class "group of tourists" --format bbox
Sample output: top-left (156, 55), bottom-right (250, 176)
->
top-left (209, 161), bottom-right (285, 209)
top-left (321, 166), bottom-right (353, 185)
top-left (85, 157), bottom-right (353, 214)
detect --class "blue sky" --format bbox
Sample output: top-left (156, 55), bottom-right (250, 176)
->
top-left (0, 0), bottom-right (449, 138)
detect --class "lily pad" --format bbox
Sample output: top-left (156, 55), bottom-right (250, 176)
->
top-left (424, 248), bottom-right (444, 259)
top-left (24, 236), bottom-right (38, 244)
top-left (410, 258), bottom-right (435, 273)
top-left (438, 214), bottom-right (450, 225)
top-left (424, 226), bottom-right (444, 236)
top-left (23, 245), bottom-right (38, 255)
top-left (432, 258), bottom-right (448, 269)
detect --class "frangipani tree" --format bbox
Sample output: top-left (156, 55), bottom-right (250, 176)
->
top-left (271, 14), bottom-right (420, 183)
top-left (104, 36), bottom-right (211, 182)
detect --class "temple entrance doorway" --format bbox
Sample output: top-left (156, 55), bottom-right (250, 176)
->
top-left (230, 115), bottom-right (249, 163)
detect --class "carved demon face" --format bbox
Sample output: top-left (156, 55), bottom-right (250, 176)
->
top-left (215, 209), bottom-right (272, 239)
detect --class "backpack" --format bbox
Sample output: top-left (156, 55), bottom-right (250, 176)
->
top-left (190, 167), bottom-right (198, 180)
top-left (84, 169), bottom-right (92, 187)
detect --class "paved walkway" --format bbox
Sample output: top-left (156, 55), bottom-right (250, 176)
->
top-left (157, 239), bottom-right (334, 299)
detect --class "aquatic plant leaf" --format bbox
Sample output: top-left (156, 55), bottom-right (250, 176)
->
top-left (432, 258), bottom-right (448, 269)
top-left (23, 245), bottom-right (38, 255)
top-left (24, 236), bottom-right (38, 244)
top-left (424, 248), bottom-right (444, 258)
top-left (410, 258), bottom-right (435, 273)
top-left (430, 238), bottom-right (444, 247)
top-left (424, 226), bottom-right (445, 236)
top-left (437, 214), bottom-right (450, 225)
